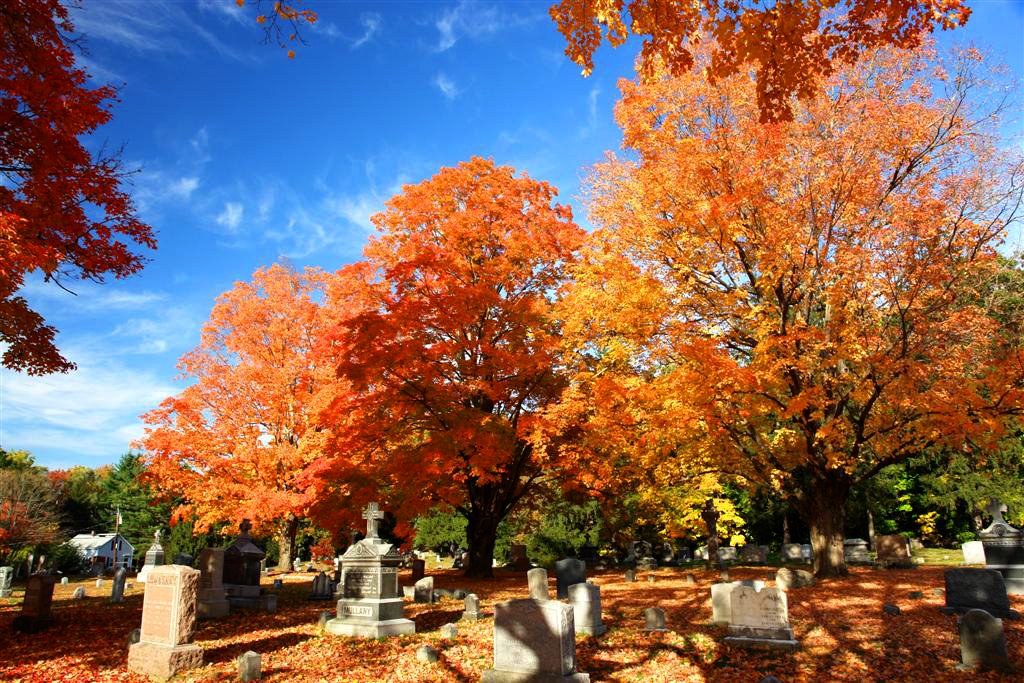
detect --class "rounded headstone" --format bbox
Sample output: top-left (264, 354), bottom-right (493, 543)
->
top-left (416, 645), bottom-right (439, 663)
top-left (883, 603), bottom-right (901, 616)
top-left (237, 650), bottom-right (261, 681)
top-left (958, 609), bottom-right (1013, 673)
top-left (440, 623), bottom-right (458, 639)
top-left (644, 606), bottom-right (667, 631)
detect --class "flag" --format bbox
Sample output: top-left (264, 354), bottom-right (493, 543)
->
top-left (116, 507), bottom-right (122, 527)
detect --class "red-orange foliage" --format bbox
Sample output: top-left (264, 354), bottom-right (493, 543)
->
top-left (0, 0), bottom-right (155, 375)
top-left (311, 158), bottom-right (585, 576)
top-left (550, 0), bottom-right (970, 121)
top-left (139, 264), bottom-right (330, 570)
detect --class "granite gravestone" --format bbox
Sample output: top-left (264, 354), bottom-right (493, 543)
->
top-left (645, 607), bottom-right (667, 631)
top-left (111, 567), bottom-right (127, 603)
top-left (127, 565), bottom-right (204, 682)
top-left (844, 539), bottom-right (871, 564)
top-left (775, 567), bottom-right (815, 590)
top-left (800, 544), bottom-right (812, 562)
top-left (739, 545), bottom-right (767, 564)
top-left (238, 651), bottom-right (261, 681)
top-left (509, 544), bottom-right (530, 571)
top-left (310, 571), bottom-right (332, 600)
top-left (555, 558), bottom-right (586, 599)
top-left (723, 585), bottom-right (799, 651)
top-left (482, 598), bottom-right (590, 682)
top-left (0, 566), bottom-right (12, 598)
top-left (958, 609), bottom-right (1014, 673)
top-left (528, 568), bottom-right (550, 601)
top-left (197, 548), bottom-right (230, 619)
top-left (781, 544), bottom-right (802, 562)
top-left (711, 580), bottom-right (766, 625)
top-left (324, 502), bottom-right (415, 637)
top-left (718, 547), bottom-right (738, 562)
top-left (73, 586), bottom-right (86, 599)
top-left (12, 574), bottom-right (56, 632)
top-left (875, 535), bottom-right (913, 567)
top-left (414, 576), bottom-right (434, 603)
top-left (962, 541), bottom-right (986, 565)
top-left (568, 582), bottom-right (606, 636)
top-left (138, 530), bottom-right (165, 584)
top-left (623, 569), bottom-right (636, 582)
top-left (411, 558), bottom-right (426, 583)
top-left (462, 593), bottom-right (482, 621)
top-left (224, 520), bottom-right (266, 609)
top-left (941, 568), bottom-right (1020, 619)
top-left (979, 498), bottom-right (1024, 595)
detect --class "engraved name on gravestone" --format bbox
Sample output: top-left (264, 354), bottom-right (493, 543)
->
top-left (128, 565), bottom-right (203, 681)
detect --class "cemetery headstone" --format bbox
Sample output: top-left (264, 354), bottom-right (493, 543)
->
top-left (310, 570), bottom-right (332, 600)
top-left (128, 628), bottom-right (141, 645)
top-left (509, 544), bottom-right (530, 571)
top-left (569, 582), bottom-right (606, 636)
top-left (844, 539), bottom-right (871, 564)
top-left (224, 519), bottom-right (266, 610)
top-left (648, 575), bottom-right (656, 583)
top-left (957, 609), bottom-right (1014, 673)
top-left (941, 568), bottom-right (1020, 619)
top-left (462, 593), bottom-right (482, 621)
top-left (711, 580), bottom-right (766, 625)
top-left (883, 603), bottom-right (901, 615)
top-left (402, 585), bottom-right (414, 599)
top-left (411, 558), bottom-right (426, 583)
top-left (739, 545), bottom-right (768, 564)
top-left (624, 569), bottom-right (636, 582)
top-left (261, 593), bottom-right (277, 613)
top-left (482, 598), bottom-right (590, 682)
top-left (317, 610), bottom-right (332, 630)
top-left (875, 535), bottom-right (913, 568)
top-left (718, 546), bottom-right (738, 562)
top-left (685, 573), bottom-right (696, 586)
top-left (695, 546), bottom-right (709, 561)
top-left (645, 607), bottom-right (667, 632)
top-left (127, 565), bottom-right (204, 682)
top-left (962, 541), bottom-right (986, 565)
top-left (723, 585), bottom-right (799, 650)
top-left (417, 645), bottom-right (439, 663)
top-left (138, 530), bottom-right (165, 584)
top-left (197, 548), bottom-right (230, 619)
top-left (0, 566), bottom-right (12, 598)
top-left (173, 553), bottom-right (193, 567)
top-left (60, 576), bottom-right (69, 586)
top-left (111, 567), bottom-right (127, 603)
top-left (95, 578), bottom-right (103, 588)
top-left (909, 591), bottom-right (923, 600)
top-left (73, 586), bottom-right (86, 599)
top-left (555, 558), bottom-right (586, 599)
top-left (324, 502), bottom-right (416, 637)
top-left (638, 556), bottom-right (658, 570)
top-left (800, 544), bottom-right (812, 562)
top-left (775, 567), bottom-right (815, 591)
top-left (720, 569), bottom-right (731, 582)
top-left (13, 574), bottom-right (56, 632)
top-left (414, 576), bottom-right (434, 604)
top-left (677, 547), bottom-right (693, 563)
top-left (528, 567), bottom-right (550, 601)
top-left (440, 623), bottom-right (458, 639)
top-left (781, 544), bottom-right (803, 562)
top-left (238, 650), bottom-right (261, 681)
top-left (979, 498), bottom-right (1024, 595)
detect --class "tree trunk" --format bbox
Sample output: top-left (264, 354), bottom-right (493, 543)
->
top-left (276, 514), bottom-right (299, 571)
top-left (866, 496), bottom-right (876, 550)
top-left (465, 509), bottom-right (501, 578)
top-left (782, 514), bottom-right (791, 545)
top-left (701, 500), bottom-right (721, 570)
top-left (797, 474), bottom-right (851, 577)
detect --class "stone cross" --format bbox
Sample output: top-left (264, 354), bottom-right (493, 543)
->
top-left (362, 502), bottom-right (384, 539)
top-left (239, 519), bottom-right (252, 537)
top-left (986, 498), bottom-right (1008, 526)
top-left (154, 529), bottom-right (161, 544)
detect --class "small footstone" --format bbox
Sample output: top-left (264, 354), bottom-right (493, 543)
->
top-left (909, 591), bottom-right (923, 599)
top-left (645, 607), bottom-right (667, 631)
top-left (416, 645), bottom-right (439, 663)
top-left (72, 587), bottom-right (85, 599)
top-left (720, 570), bottom-right (730, 582)
top-left (684, 573), bottom-right (695, 586)
top-left (647, 575), bottom-right (655, 583)
top-left (883, 604), bottom-right (901, 615)
top-left (317, 611), bottom-right (332, 630)
top-left (624, 569), bottom-right (636, 582)
top-left (60, 577), bottom-right (69, 585)
top-left (440, 623), bottom-right (458, 639)
top-left (127, 628), bottom-right (141, 645)
top-left (237, 651), bottom-right (261, 681)
top-left (95, 579), bottom-right (102, 588)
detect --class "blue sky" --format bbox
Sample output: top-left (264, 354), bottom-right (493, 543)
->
top-left (1, 0), bottom-right (1022, 470)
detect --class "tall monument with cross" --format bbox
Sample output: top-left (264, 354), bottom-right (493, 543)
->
top-left (980, 497), bottom-right (1024, 595)
top-left (325, 501), bottom-right (415, 637)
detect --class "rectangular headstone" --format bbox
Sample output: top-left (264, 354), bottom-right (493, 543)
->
top-left (941, 568), bottom-right (1020, 619)
top-left (482, 599), bottom-right (589, 682)
top-left (12, 574), bottom-right (56, 632)
top-left (568, 582), bottom-right (606, 636)
top-left (876, 535), bottom-right (912, 564)
top-left (555, 558), bottom-right (586, 599)
top-left (717, 546), bottom-right (738, 562)
top-left (962, 541), bottom-right (986, 565)
top-left (414, 576), bottom-right (434, 603)
top-left (724, 585), bottom-right (799, 650)
top-left (128, 565), bottom-right (204, 681)
top-left (711, 580), bottom-right (765, 625)
top-left (781, 544), bottom-right (802, 562)
top-left (0, 566), bottom-right (12, 598)
top-left (528, 568), bottom-right (550, 601)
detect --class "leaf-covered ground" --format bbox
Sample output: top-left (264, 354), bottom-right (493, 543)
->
top-left (1, 565), bottom-right (1021, 682)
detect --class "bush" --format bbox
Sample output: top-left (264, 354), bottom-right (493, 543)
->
top-left (956, 531), bottom-right (977, 545)
top-left (413, 508), bottom-right (466, 555)
top-left (48, 542), bottom-right (85, 575)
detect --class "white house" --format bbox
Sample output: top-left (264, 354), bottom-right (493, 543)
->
top-left (68, 532), bottom-right (135, 572)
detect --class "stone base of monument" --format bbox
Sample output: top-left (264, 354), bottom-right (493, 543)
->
top-left (0, 589), bottom-right (11, 598)
top-left (225, 584), bottom-right (262, 609)
top-left (325, 617), bottom-right (416, 638)
top-left (197, 592), bottom-right (230, 619)
top-left (723, 625), bottom-right (800, 652)
top-left (127, 641), bottom-right (203, 681)
top-left (325, 596), bottom-right (416, 637)
top-left (481, 672), bottom-right (591, 682)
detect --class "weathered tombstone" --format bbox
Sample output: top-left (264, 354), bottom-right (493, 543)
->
top-left (238, 650), bottom-right (261, 681)
top-left (941, 568), bottom-right (1020, 619)
top-left (647, 575), bottom-right (656, 583)
top-left (645, 607), bottom-right (667, 632)
top-left (979, 498), bottom-right (1024, 595)
top-left (717, 546), bottom-right (738, 562)
top-left (310, 570), bottom-right (332, 600)
top-left (775, 567), bottom-right (815, 591)
top-left (111, 567), bottom-right (127, 603)
top-left (883, 603), bottom-right (901, 615)
top-left (261, 593), bottom-right (277, 613)
top-left (401, 585), bottom-right (414, 599)
top-left (781, 543), bottom-right (802, 562)
top-left (509, 544), bottom-right (530, 571)
top-left (224, 519), bottom-right (266, 609)
top-left (60, 576), bottom-right (69, 586)
top-left (962, 541), bottom-right (986, 565)
top-left (414, 576), bottom-right (434, 604)
top-left (12, 574), bottom-right (56, 632)
top-left (799, 544), bottom-right (812, 562)
top-left (73, 586), bottom-right (86, 599)
top-left (324, 502), bottom-right (416, 637)
top-left (711, 580), bottom-right (766, 625)
top-left (440, 622), bottom-right (458, 639)
top-left (172, 553), bottom-right (193, 567)
top-left (94, 578), bottom-right (102, 588)
top-left (638, 556), bottom-right (658, 571)
top-left (875, 535), bottom-right (913, 568)
top-left (417, 645), bottom-right (439, 663)
top-left (624, 569), bottom-right (636, 582)
top-left (957, 609), bottom-right (1014, 673)
top-left (909, 591), bottom-right (924, 600)
top-left (844, 539), bottom-right (871, 564)
top-left (128, 628), bottom-right (141, 645)
top-left (138, 530), bottom-right (165, 584)
top-left (127, 565), bottom-right (204, 682)
top-left (0, 566), bottom-right (12, 598)
top-left (462, 593), bottom-right (482, 621)
top-left (197, 548), bottom-right (230, 619)
top-left (659, 543), bottom-right (675, 565)
top-left (739, 545), bottom-right (768, 564)
top-left (568, 582), bottom-right (606, 636)
top-left (723, 585), bottom-right (799, 650)
top-left (685, 573), bottom-right (696, 586)
top-left (695, 546), bottom-right (709, 561)
top-left (528, 567), bottom-right (550, 601)
top-left (411, 558), bottom-right (426, 583)
top-left (555, 558), bottom-right (586, 599)
top-left (482, 598), bottom-right (590, 682)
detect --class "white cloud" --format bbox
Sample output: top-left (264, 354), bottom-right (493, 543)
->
top-left (579, 86), bottom-right (600, 138)
top-left (168, 176), bottom-right (200, 199)
top-left (434, 2), bottom-right (533, 52)
top-left (17, 279), bottom-right (167, 312)
top-left (197, 0), bottom-right (248, 26)
top-left (433, 72), bottom-right (460, 100)
top-left (352, 13), bottom-right (381, 49)
top-left (216, 201), bottom-right (244, 231)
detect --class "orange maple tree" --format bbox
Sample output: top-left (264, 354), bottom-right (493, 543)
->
top-left (311, 157), bottom-right (585, 577)
top-left (550, 0), bottom-right (970, 121)
top-left (564, 42), bottom-right (1024, 576)
top-left (1, 0), bottom-right (155, 375)
top-left (139, 264), bottom-right (331, 570)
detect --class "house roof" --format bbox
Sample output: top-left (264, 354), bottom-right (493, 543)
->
top-left (68, 533), bottom-right (135, 552)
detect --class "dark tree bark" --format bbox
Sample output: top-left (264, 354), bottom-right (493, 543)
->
top-left (701, 499), bottom-right (722, 570)
top-left (276, 513), bottom-right (299, 571)
top-left (795, 473), bottom-right (851, 577)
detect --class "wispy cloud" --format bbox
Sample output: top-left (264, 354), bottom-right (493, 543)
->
top-left (216, 202), bottom-right (244, 231)
top-left (433, 72), bottom-right (460, 100)
top-left (17, 279), bottom-right (168, 312)
top-left (579, 86), bottom-right (601, 138)
top-left (168, 176), bottom-right (200, 199)
top-left (197, 0), bottom-right (249, 26)
top-left (434, 1), bottom-right (533, 52)
top-left (352, 13), bottom-right (382, 49)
